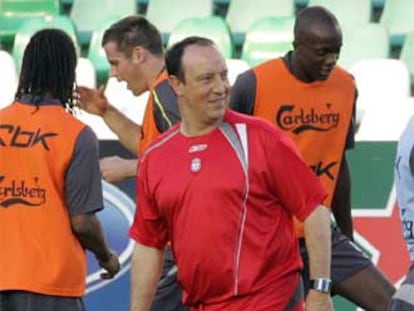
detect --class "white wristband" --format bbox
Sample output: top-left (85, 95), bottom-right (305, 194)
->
top-left (310, 278), bottom-right (332, 293)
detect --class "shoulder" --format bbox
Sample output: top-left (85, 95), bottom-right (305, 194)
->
top-left (233, 68), bottom-right (256, 86)
top-left (253, 58), bottom-right (284, 75)
top-left (71, 127), bottom-right (99, 159)
top-left (140, 123), bottom-right (181, 161)
top-left (226, 109), bottom-right (286, 140)
top-left (76, 126), bottom-right (98, 144)
top-left (153, 76), bottom-right (177, 102)
top-left (154, 76), bottom-right (174, 96)
top-left (331, 66), bottom-right (356, 85)
top-left (399, 117), bottom-right (414, 146)
top-left (151, 70), bottom-right (177, 107)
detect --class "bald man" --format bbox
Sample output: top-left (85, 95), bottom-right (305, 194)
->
top-left (231, 6), bottom-right (395, 311)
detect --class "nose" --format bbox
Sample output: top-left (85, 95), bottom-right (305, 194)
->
top-left (213, 75), bottom-right (229, 94)
top-left (109, 66), bottom-right (119, 80)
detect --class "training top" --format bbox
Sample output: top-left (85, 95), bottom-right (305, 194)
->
top-left (130, 110), bottom-right (326, 307)
top-left (231, 57), bottom-right (355, 237)
top-left (139, 70), bottom-right (180, 154)
top-left (0, 98), bottom-right (103, 297)
top-left (395, 116), bottom-right (414, 261)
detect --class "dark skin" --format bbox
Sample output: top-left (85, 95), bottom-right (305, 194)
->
top-left (71, 213), bottom-right (120, 279)
top-left (288, 9), bottom-right (354, 240)
top-left (290, 6), bottom-right (395, 311)
top-left (331, 155), bottom-right (353, 240)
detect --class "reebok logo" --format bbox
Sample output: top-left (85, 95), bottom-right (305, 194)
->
top-left (0, 124), bottom-right (58, 150)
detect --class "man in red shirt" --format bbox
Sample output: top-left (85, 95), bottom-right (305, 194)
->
top-left (129, 36), bottom-right (333, 311)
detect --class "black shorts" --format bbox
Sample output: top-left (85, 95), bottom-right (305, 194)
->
top-left (151, 247), bottom-right (189, 311)
top-left (0, 291), bottom-right (84, 311)
top-left (388, 263), bottom-right (414, 311)
top-left (300, 227), bottom-right (373, 293)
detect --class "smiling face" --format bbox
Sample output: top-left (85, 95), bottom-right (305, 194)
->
top-left (171, 44), bottom-right (230, 131)
top-left (103, 41), bottom-right (148, 96)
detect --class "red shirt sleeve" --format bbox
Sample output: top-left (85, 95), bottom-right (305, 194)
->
top-left (129, 155), bottom-right (168, 249)
top-left (265, 130), bottom-right (328, 221)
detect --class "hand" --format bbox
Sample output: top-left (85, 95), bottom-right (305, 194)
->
top-left (305, 290), bottom-right (334, 311)
top-left (100, 156), bottom-right (138, 183)
top-left (77, 85), bottom-right (111, 117)
top-left (97, 249), bottom-right (121, 280)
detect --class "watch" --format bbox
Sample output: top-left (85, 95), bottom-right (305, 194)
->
top-left (310, 278), bottom-right (332, 293)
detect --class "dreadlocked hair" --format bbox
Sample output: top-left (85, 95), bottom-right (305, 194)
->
top-left (15, 28), bottom-right (77, 113)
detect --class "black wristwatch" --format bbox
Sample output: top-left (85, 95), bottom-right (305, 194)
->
top-left (310, 278), bottom-right (332, 293)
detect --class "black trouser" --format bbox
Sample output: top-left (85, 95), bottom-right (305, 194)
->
top-left (0, 291), bottom-right (84, 311)
top-left (150, 247), bottom-right (189, 311)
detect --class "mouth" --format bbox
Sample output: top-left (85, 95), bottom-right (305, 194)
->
top-left (209, 96), bottom-right (228, 103)
top-left (209, 98), bottom-right (228, 109)
top-left (321, 65), bottom-right (333, 75)
top-left (126, 83), bottom-right (136, 95)
top-left (319, 68), bottom-right (333, 80)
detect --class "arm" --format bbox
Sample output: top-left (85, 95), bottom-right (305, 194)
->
top-left (66, 127), bottom-right (120, 278)
top-left (130, 243), bottom-right (164, 311)
top-left (71, 213), bottom-right (120, 279)
top-left (229, 70), bottom-right (256, 115)
top-left (331, 155), bottom-right (354, 240)
top-left (331, 85), bottom-right (357, 240)
top-left (100, 156), bottom-right (138, 183)
top-left (78, 86), bottom-right (141, 155)
top-left (304, 205), bottom-right (333, 311)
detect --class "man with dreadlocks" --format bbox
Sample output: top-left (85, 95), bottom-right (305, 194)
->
top-left (0, 28), bottom-right (120, 311)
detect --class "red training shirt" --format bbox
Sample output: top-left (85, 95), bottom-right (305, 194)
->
top-left (130, 110), bottom-right (326, 308)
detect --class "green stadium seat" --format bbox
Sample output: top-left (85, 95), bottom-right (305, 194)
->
top-left (87, 15), bottom-right (123, 85)
top-left (12, 15), bottom-right (79, 71)
top-left (60, 0), bottom-right (73, 5)
top-left (226, 0), bottom-right (295, 48)
top-left (295, 0), bottom-right (310, 9)
top-left (0, 0), bottom-right (61, 47)
top-left (136, 0), bottom-right (148, 14)
top-left (339, 22), bottom-right (389, 69)
top-left (167, 17), bottom-right (234, 58)
top-left (400, 31), bottom-right (414, 87)
top-left (372, 0), bottom-right (386, 9)
top-left (213, 0), bottom-right (230, 5)
top-left (380, 0), bottom-right (414, 48)
top-left (241, 16), bottom-right (295, 67)
top-left (70, 0), bottom-right (136, 47)
top-left (145, 0), bottom-right (213, 45)
top-left (308, 0), bottom-right (371, 27)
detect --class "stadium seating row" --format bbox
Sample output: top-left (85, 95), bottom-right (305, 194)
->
top-left (1, 0), bottom-right (413, 51)
top-left (4, 11), bottom-right (414, 89)
top-left (2, 0), bottom-right (414, 143)
top-left (2, 46), bottom-right (411, 142)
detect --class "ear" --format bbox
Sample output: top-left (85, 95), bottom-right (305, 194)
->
top-left (168, 75), bottom-right (183, 96)
top-left (131, 46), bottom-right (147, 64)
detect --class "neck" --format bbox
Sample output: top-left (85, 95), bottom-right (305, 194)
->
top-left (286, 52), bottom-right (313, 83)
top-left (180, 119), bottom-right (221, 137)
top-left (147, 57), bottom-right (166, 88)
